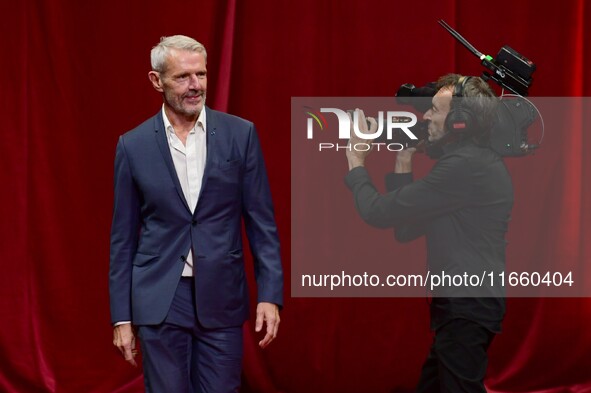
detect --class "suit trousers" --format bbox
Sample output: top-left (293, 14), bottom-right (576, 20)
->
top-left (137, 278), bottom-right (243, 393)
top-left (415, 318), bottom-right (496, 393)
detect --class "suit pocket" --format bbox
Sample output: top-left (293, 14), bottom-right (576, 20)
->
top-left (207, 159), bottom-right (242, 193)
top-left (132, 252), bottom-right (159, 267)
top-left (218, 158), bottom-right (242, 171)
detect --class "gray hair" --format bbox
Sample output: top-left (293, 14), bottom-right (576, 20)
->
top-left (150, 35), bottom-right (207, 73)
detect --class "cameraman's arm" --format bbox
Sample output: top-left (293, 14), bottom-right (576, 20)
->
top-left (385, 149), bottom-right (427, 242)
top-left (346, 151), bottom-right (469, 228)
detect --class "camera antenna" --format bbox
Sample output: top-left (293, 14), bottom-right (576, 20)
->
top-left (438, 20), bottom-right (484, 59)
top-left (438, 19), bottom-right (535, 96)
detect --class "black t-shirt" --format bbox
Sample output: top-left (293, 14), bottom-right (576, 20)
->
top-left (345, 140), bottom-right (514, 332)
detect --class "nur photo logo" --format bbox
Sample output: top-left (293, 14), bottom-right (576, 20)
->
top-left (304, 106), bottom-right (419, 152)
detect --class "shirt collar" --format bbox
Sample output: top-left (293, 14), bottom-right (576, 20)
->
top-left (161, 105), bottom-right (207, 135)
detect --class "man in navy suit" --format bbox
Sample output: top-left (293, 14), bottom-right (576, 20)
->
top-left (110, 35), bottom-right (283, 393)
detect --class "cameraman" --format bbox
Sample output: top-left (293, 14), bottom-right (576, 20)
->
top-left (345, 74), bottom-right (513, 392)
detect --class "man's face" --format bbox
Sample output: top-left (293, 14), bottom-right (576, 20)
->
top-left (150, 48), bottom-right (207, 119)
top-left (423, 87), bottom-right (452, 142)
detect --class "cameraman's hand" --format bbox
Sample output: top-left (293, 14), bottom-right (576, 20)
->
top-left (346, 108), bottom-right (378, 170)
top-left (395, 147), bottom-right (416, 173)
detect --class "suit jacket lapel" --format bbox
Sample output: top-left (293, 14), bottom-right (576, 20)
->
top-left (195, 107), bottom-right (216, 215)
top-left (153, 110), bottom-right (192, 213)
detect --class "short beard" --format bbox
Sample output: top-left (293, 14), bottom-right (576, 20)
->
top-left (164, 91), bottom-right (206, 118)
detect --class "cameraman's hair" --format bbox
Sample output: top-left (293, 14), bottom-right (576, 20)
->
top-left (436, 73), bottom-right (462, 91)
top-left (437, 73), bottom-right (498, 139)
top-left (151, 35), bottom-right (207, 73)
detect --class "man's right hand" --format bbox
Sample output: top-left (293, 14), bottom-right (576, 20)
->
top-left (113, 323), bottom-right (137, 366)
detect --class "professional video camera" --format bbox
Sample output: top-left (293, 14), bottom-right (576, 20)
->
top-left (394, 20), bottom-right (541, 157)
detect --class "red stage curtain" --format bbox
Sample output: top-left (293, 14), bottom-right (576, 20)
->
top-left (1, 1), bottom-right (590, 392)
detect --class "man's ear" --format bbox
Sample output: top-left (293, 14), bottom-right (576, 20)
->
top-left (148, 71), bottom-right (164, 93)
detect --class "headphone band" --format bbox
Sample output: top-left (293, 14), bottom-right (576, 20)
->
top-left (453, 76), bottom-right (472, 98)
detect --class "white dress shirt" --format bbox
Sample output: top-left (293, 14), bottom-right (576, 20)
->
top-left (162, 106), bottom-right (207, 276)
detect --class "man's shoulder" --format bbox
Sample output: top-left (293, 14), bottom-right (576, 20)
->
top-left (441, 143), bottom-right (501, 164)
top-left (121, 112), bottom-right (161, 141)
top-left (436, 143), bottom-right (509, 184)
top-left (431, 143), bottom-right (488, 179)
top-left (208, 108), bottom-right (254, 130)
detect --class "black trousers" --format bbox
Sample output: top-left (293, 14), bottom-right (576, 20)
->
top-left (416, 318), bottom-right (496, 393)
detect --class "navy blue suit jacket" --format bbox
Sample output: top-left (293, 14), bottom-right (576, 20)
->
top-left (109, 107), bottom-right (283, 328)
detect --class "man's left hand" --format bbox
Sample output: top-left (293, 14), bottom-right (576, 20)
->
top-left (255, 302), bottom-right (280, 348)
